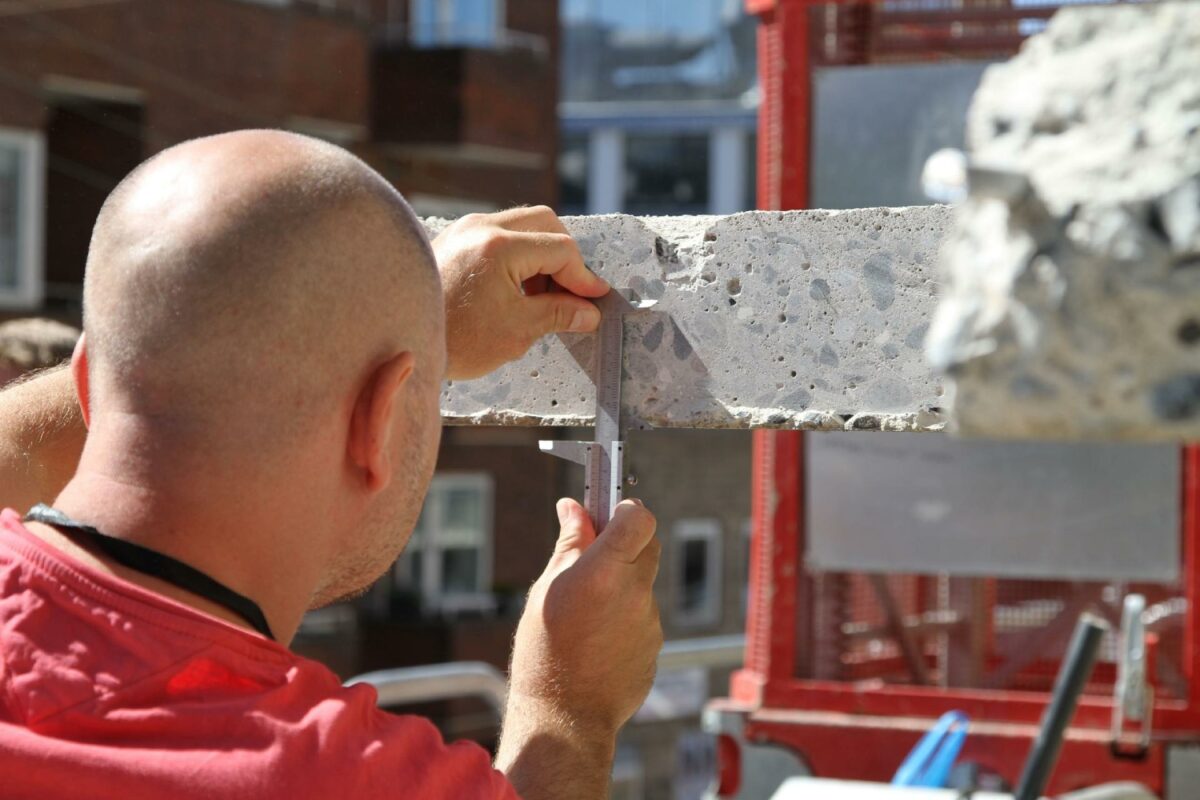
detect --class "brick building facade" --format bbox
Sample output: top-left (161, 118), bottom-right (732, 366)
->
top-left (0, 0), bottom-right (563, 743)
top-left (0, 0), bottom-right (557, 316)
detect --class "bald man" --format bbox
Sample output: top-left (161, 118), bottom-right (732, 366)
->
top-left (0, 131), bottom-right (662, 800)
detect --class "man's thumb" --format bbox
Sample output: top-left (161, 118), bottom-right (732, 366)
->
top-left (529, 293), bottom-right (601, 338)
top-left (551, 497), bottom-right (597, 565)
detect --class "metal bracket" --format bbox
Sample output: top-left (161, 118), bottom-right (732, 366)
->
top-left (1111, 594), bottom-right (1154, 759)
top-left (539, 288), bottom-right (656, 532)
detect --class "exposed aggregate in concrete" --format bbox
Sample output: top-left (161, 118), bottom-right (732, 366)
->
top-left (423, 207), bottom-right (949, 431)
top-left (927, 3), bottom-right (1200, 439)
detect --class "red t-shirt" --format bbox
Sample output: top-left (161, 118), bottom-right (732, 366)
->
top-left (0, 509), bottom-right (519, 799)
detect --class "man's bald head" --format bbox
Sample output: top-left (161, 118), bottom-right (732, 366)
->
top-left (83, 130), bottom-right (443, 451)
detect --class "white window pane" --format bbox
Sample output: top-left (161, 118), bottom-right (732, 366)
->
top-left (673, 519), bottom-right (722, 626)
top-left (441, 546), bottom-right (480, 593)
top-left (681, 537), bottom-right (710, 614)
top-left (0, 145), bottom-right (20, 290)
top-left (443, 486), bottom-right (484, 532)
top-left (439, 527), bottom-right (484, 548)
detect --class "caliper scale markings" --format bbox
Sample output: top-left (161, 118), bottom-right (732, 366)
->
top-left (540, 289), bottom-right (656, 533)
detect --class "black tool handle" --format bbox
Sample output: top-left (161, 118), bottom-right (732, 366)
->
top-left (1014, 612), bottom-right (1108, 800)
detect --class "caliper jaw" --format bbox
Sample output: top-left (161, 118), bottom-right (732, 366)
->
top-left (539, 288), bottom-right (656, 533)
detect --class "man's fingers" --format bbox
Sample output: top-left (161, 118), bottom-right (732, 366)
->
top-left (594, 500), bottom-right (657, 566)
top-left (527, 292), bottom-right (601, 339)
top-left (504, 231), bottom-right (609, 298)
top-left (550, 497), bottom-right (597, 567)
top-left (491, 205), bottom-right (569, 235)
top-left (634, 535), bottom-right (662, 586)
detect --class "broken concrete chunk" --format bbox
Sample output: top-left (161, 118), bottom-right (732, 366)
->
top-left (423, 207), bottom-right (949, 431)
top-left (928, 3), bottom-right (1200, 440)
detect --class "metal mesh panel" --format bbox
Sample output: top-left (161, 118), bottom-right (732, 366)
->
top-left (808, 0), bottom-right (1067, 67)
top-left (803, 570), bottom-right (1189, 701)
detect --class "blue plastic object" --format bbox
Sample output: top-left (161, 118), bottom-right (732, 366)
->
top-left (892, 710), bottom-right (970, 788)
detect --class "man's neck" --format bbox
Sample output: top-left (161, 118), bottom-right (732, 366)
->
top-left (35, 421), bottom-right (329, 645)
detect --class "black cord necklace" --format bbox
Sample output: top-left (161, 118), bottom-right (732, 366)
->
top-left (24, 504), bottom-right (275, 640)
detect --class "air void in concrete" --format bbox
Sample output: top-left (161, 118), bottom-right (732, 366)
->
top-left (423, 207), bottom-right (949, 432)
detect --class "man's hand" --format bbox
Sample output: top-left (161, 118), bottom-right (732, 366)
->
top-left (511, 498), bottom-right (662, 729)
top-left (0, 366), bottom-right (85, 513)
top-left (433, 207), bottom-right (610, 381)
top-left (496, 498), bottom-right (662, 800)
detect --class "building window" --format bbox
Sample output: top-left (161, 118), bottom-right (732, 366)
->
top-left (410, 0), bottom-right (502, 47)
top-left (561, 124), bottom-right (755, 215)
top-left (624, 133), bottom-right (709, 215)
top-left (672, 518), bottom-right (722, 627)
top-left (557, 132), bottom-right (588, 215)
top-left (0, 128), bottom-right (44, 310)
top-left (394, 473), bottom-right (494, 615)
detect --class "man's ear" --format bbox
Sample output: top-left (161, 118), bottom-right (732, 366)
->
top-left (71, 333), bottom-right (90, 428)
top-left (348, 352), bottom-right (416, 493)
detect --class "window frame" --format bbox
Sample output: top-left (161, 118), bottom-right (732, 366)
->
top-left (394, 472), bottom-right (495, 615)
top-left (672, 517), bottom-right (723, 628)
top-left (0, 127), bottom-right (45, 310)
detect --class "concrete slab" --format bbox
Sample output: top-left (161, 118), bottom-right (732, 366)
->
top-left (423, 206), bottom-right (949, 431)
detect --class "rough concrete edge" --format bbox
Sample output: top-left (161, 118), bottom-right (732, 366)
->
top-left (442, 410), bottom-right (948, 432)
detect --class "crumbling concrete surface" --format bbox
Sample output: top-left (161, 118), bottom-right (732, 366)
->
top-left (424, 208), bottom-right (949, 431)
top-left (927, 3), bottom-right (1200, 439)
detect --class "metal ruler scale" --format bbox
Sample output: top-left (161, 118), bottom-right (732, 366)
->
top-left (540, 289), bottom-right (655, 533)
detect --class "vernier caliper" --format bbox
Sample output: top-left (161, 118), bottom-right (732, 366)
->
top-left (539, 289), bottom-right (656, 533)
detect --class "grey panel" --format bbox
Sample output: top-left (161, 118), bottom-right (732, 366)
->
top-left (812, 61), bottom-right (992, 210)
top-left (806, 434), bottom-right (1180, 581)
top-left (1167, 745), bottom-right (1200, 800)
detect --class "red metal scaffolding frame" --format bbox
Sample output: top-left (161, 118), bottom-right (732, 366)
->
top-left (723, 1), bottom-right (1200, 794)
